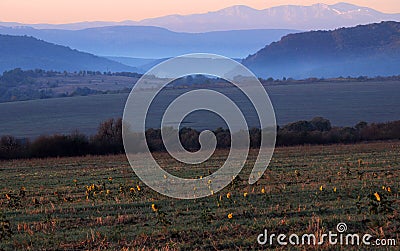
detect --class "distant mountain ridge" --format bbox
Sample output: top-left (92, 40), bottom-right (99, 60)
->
top-left (137, 3), bottom-right (400, 32)
top-left (0, 35), bottom-right (135, 73)
top-left (242, 21), bottom-right (400, 78)
top-left (0, 26), bottom-right (297, 58)
top-left (1, 3), bottom-right (399, 32)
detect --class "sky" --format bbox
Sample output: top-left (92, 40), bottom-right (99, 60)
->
top-left (0, 0), bottom-right (399, 24)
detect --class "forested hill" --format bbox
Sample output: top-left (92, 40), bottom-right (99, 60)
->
top-left (243, 21), bottom-right (400, 79)
top-left (0, 34), bottom-right (135, 73)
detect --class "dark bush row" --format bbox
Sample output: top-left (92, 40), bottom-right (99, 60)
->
top-left (0, 118), bottom-right (123, 159)
top-left (1, 117), bottom-right (400, 160)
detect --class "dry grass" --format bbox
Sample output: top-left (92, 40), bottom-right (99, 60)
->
top-left (0, 141), bottom-right (399, 250)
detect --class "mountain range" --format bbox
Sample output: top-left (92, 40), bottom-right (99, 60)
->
top-left (1, 3), bottom-right (399, 32)
top-left (136, 3), bottom-right (400, 32)
top-left (0, 35), bottom-right (135, 73)
top-left (243, 21), bottom-right (400, 78)
top-left (1, 21), bottom-right (400, 78)
top-left (0, 26), bottom-right (297, 58)
top-left (1, 2), bottom-right (400, 78)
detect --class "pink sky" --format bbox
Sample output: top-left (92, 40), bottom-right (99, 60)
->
top-left (1, 0), bottom-right (399, 24)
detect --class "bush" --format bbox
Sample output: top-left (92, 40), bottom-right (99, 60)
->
top-left (0, 136), bottom-right (28, 159)
top-left (29, 132), bottom-right (89, 158)
top-left (2, 117), bottom-right (400, 160)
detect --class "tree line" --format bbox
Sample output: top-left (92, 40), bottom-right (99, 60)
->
top-left (1, 117), bottom-right (400, 160)
top-left (2, 68), bottom-right (400, 103)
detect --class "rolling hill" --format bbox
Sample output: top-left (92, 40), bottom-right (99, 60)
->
top-left (0, 26), bottom-right (297, 58)
top-left (242, 21), bottom-right (400, 79)
top-left (0, 35), bottom-right (135, 73)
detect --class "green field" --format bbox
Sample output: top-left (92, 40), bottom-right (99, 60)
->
top-left (1, 142), bottom-right (399, 250)
top-left (1, 80), bottom-right (400, 138)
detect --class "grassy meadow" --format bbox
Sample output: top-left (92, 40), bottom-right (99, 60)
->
top-left (0, 141), bottom-right (399, 250)
top-left (1, 80), bottom-right (400, 138)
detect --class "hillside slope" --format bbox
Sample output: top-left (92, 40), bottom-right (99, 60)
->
top-left (0, 35), bottom-right (135, 73)
top-left (243, 21), bottom-right (400, 78)
top-left (0, 26), bottom-right (297, 58)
